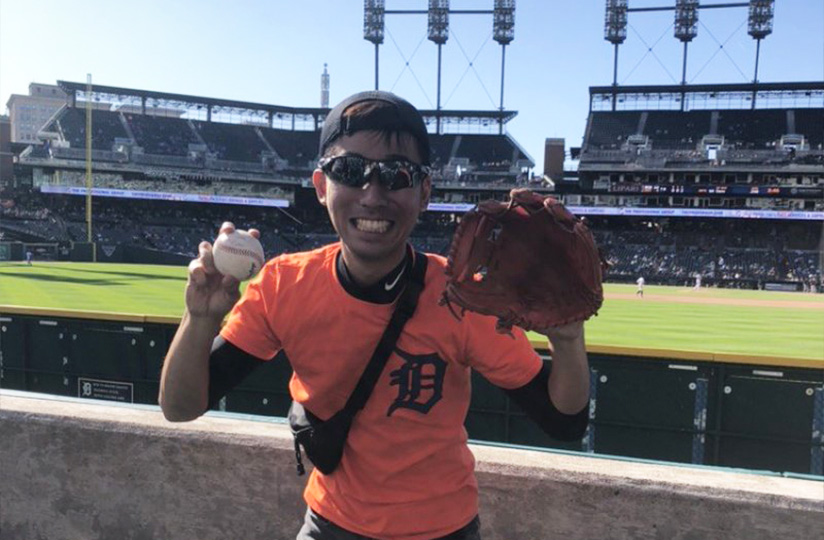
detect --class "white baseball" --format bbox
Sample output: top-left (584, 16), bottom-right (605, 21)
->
top-left (212, 229), bottom-right (265, 281)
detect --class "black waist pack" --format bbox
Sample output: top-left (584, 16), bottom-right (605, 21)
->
top-left (288, 251), bottom-right (427, 476)
top-left (288, 401), bottom-right (353, 475)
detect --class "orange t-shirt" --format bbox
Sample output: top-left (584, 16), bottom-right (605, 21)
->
top-left (221, 243), bottom-right (541, 540)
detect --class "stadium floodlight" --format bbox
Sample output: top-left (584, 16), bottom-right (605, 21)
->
top-left (604, 0), bottom-right (627, 99)
top-left (428, 0), bottom-right (449, 134)
top-left (363, 0), bottom-right (385, 44)
top-left (748, 0), bottom-right (774, 84)
top-left (493, 0), bottom-right (515, 127)
top-left (748, 0), bottom-right (774, 39)
top-left (674, 0), bottom-right (699, 42)
top-left (428, 0), bottom-right (449, 45)
top-left (493, 0), bottom-right (515, 45)
top-left (604, 0), bottom-right (627, 45)
top-left (364, 0), bottom-right (385, 90)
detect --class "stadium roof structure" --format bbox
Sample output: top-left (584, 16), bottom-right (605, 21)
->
top-left (590, 81), bottom-right (824, 112)
top-left (57, 80), bottom-right (518, 134)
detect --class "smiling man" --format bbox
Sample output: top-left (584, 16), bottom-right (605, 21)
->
top-left (159, 90), bottom-right (592, 540)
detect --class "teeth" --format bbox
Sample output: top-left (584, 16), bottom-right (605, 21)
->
top-left (354, 219), bottom-right (391, 233)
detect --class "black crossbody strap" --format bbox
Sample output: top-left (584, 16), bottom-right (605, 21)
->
top-left (343, 251), bottom-right (428, 414)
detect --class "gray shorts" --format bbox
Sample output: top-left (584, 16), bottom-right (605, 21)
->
top-left (296, 507), bottom-right (481, 540)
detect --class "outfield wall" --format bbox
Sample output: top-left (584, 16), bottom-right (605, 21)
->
top-left (1, 307), bottom-right (823, 476)
top-left (1, 391), bottom-right (821, 540)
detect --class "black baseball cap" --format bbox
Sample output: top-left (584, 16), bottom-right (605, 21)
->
top-left (319, 90), bottom-right (431, 165)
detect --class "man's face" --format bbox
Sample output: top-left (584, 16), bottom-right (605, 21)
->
top-left (312, 130), bottom-right (431, 270)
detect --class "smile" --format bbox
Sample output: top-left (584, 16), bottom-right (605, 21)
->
top-left (353, 218), bottom-right (393, 233)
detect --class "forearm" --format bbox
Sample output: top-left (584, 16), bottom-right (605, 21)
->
top-left (546, 325), bottom-right (590, 414)
top-left (159, 311), bottom-right (222, 421)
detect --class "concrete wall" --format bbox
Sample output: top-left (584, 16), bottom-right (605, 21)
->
top-left (1, 390), bottom-right (822, 540)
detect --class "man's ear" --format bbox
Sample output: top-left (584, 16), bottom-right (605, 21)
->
top-left (420, 176), bottom-right (432, 212)
top-left (312, 169), bottom-right (328, 206)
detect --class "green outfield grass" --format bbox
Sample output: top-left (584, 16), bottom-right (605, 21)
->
top-left (0, 262), bottom-right (190, 316)
top-left (2, 262), bottom-right (823, 361)
top-left (577, 287), bottom-right (824, 360)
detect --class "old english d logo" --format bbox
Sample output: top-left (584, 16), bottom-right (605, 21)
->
top-left (387, 348), bottom-right (447, 416)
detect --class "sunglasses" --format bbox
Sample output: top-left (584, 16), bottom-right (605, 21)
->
top-left (318, 154), bottom-right (430, 191)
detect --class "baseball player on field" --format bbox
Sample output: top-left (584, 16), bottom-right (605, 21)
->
top-left (159, 91), bottom-right (592, 540)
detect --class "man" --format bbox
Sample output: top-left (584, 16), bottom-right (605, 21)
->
top-left (636, 276), bottom-right (645, 298)
top-left (159, 90), bottom-right (591, 540)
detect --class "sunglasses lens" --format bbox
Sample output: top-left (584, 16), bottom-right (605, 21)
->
top-left (380, 163), bottom-right (413, 190)
top-left (326, 156), bottom-right (366, 187)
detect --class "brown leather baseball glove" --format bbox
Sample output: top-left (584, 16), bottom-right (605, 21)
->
top-left (440, 188), bottom-right (606, 335)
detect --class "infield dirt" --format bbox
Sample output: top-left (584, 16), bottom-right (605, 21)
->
top-left (605, 293), bottom-right (824, 310)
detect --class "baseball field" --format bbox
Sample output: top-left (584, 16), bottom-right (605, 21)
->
top-left (1, 261), bottom-right (822, 362)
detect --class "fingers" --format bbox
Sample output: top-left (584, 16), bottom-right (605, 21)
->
top-left (218, 221), bottom-right (260, 241)
top-left (221, 274), bottom-right (241, 293)
top-left (219, 221), bottom-right (261, 238)
top-left (188, 241), bottom-right (217, 287)
top-left (197, 241), bottom-right (218, 273)
top-left (187, 257), bottom-right (208, 287)
top-left (219, 221), bottom-right (235, 235)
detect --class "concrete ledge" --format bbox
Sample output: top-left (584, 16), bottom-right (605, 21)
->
top-left (1, 391), bottom-right (822, 540)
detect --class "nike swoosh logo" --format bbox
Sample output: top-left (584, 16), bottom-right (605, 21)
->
top-left (384, 267), bottom-right (406, 291)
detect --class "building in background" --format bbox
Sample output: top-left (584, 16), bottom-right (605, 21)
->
top-left (544, 138), bottom-right (565, 182)
top-left (0, 115), bottom-right (13, 185)
top-left (6, 83), bottom-right (68, 143)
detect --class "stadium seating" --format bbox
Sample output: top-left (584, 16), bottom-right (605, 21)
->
top-left (259, 128), bottom-right (319, 167)
top-left (642, 111), bottom-right (712, 149)
top-left (585, 108), bottom-right (823, 152)
top-left (586, 111), bottom-right (642, 149)
top-left (126, 114), bottom-right (200, 156)
top-left (452, 135), bottom-right (521, 170)
top-left (429, 134), bottom-right (459, 166)
top-left (792, 109), bottom-right (824, 148)
top-left (30, 105), bottom-right (539, 190)
top-left (57, 108), bottom-right (128, 150)
top-left (193, 121), bottom-right (269, 163)
top-left (716, 109), bottom-right (787, 149)
top-left (3, 187), bottom-right (819, 291)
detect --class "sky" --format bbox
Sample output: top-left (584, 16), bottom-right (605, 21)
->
top-left (1, 0), bottom-right (823, 171)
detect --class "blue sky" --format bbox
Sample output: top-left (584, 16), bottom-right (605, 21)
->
top-left (1, 0), bottom-right (822, 171)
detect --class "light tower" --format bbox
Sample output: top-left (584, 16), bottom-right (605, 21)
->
top-left (320, 63), bottom-right (330, 108)
top-left (428, 0), bottom-right (449, 133)
top-left (604, 0), bottom-right (627, 88)
top-left (365, 1), bottom-right (516, 129)
top-left (604, 0), bottom-right (627, 111)
top-left (364, 0), bottom-right (386, 90)
top-left (493, 0), bottom-right (515, 134)
top-left (603, 0), bottom-right (777, 110)
top-left (748, 0), bottom-right (774, 84)
top-left (674, 0), bottom-right (699, 86)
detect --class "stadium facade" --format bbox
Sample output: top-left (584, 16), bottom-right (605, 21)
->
top-left (573, 81), bottom-right (824, 290)
top-left (2, 77), bottom-right (822, 291)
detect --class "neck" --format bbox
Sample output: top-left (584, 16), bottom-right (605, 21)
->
top-left (340, 245), bottom-right (408, 287)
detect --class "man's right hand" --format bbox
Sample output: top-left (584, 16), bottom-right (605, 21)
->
top-left (160, 221), bottom-right (261, 422)
top-left (185, 222), bottom-right (260, 320)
